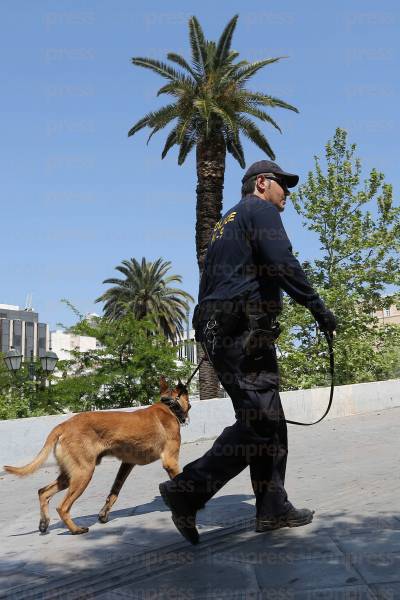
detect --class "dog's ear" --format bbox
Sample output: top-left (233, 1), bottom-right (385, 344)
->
top-left (159, 376), bottom-right (169, 395)
top-left (176, 379), bottom-right (188, 396)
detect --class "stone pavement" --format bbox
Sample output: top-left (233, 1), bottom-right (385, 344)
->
top-left (0, 407), bottom-right (399, 599)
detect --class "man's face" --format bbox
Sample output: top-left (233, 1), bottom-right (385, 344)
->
top-left (255, 174), bottom-right (290, 212)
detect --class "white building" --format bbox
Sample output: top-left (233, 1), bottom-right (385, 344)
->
top-left (50, 330), bottom-right (98, 361)
top-left (177, 327), bottom-right (197, 364)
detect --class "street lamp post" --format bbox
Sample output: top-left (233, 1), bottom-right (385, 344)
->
top-left (40, 351), bottom-right (59, 376)
top-left (3, 348), bottom-right (23, 373)
top-left (3, 346), bottom-right (59, 407)
top-left (28, 350), bottom-right (36, 381)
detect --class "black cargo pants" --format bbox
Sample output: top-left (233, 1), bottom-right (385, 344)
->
top-left (173, 322), bottom-right (293, 519)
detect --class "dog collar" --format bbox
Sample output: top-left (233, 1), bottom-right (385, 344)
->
top-left (160, 395), bottom-right (187, 424)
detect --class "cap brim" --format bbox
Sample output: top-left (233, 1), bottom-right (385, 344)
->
top-left (280, 172), bottom-right (299, 188)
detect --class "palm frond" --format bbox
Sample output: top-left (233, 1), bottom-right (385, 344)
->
top-left (205, 41), bottom-right (217, 72)
top-left (146, 103), bottom-right (181, 129)
top-left (161, 127), bottom-right (178, 158)
top-left (157, 80), bottom-right (195, 97)
top-left (237, 115), bottom-right (275, 159)
top-left (225, 131), bottom-right (245, 168)
top-left (241, 105), bottom-right (282, 133)
top-left (178, 130), bottom-right (197, 165)
top-left (188, 16), bottom-right (207, 73)
top-left (193, 98), bottom-right (212, 136)
top-left (127, 115), bottom-right (151, 137)
top-left (233, 57), bottom-right (286, 84)
top-left (176, 115), bottom-right (195, 144)
top-left (226, 50), bottom-right (241, 63)
top-left (209, 102), bottom-right (237, 135)
top-left (128, 105), bottom-right (179, 138)
top-left (131, 57), bottom-right (189, 83)
top-left (219, 60), bottom-right (249, 84)
top-left (167, 52), bottom-right (198, 80)
top-left (243, 91), bottom-right (299, 113)
top-left (162, 274), bottom-right (183, 284)
top-left (215, 14), bottom-right (238, 67)
top-left (146, 126), bottom-right (162, 144)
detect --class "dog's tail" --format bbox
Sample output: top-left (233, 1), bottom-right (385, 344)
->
top-left (4, 425), bottom-right (62, 476)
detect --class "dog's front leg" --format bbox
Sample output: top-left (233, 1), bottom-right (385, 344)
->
top-left (161, 446), bottom-right (181, 479)
top-left (98, 462), bottom-right (134, 523)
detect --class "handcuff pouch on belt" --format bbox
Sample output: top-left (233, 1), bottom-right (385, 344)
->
top-left (242, 314), bottom-right (281, 357)
top-left (192, 301), bottom-right (243, 360)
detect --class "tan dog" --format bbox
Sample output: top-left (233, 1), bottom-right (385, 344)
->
top-left (4, 377), bottom-right (190, 535)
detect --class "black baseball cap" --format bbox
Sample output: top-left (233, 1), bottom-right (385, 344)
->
top-left (241, 160), bottom-right (299, 188)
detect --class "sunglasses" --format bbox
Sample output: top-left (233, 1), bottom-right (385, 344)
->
top-left (261, 174), bottom-right (288, 189)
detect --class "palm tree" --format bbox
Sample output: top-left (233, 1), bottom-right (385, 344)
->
top-left (95, 257), bottom-right (194, 343)
top-left (128, 15), bottom-right (299, 398)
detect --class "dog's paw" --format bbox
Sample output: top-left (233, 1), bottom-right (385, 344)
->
top-left (98, 512), bottom-right (109, 524)
top-left (71, 527), bottom-right (89, 535)
top-left (39, 518), bottom-right (50, 534)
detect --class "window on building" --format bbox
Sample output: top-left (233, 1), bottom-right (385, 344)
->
top-left (13, 321), bottom-right (22, 351)
top-left (384, 308), bottom-right (391, 317)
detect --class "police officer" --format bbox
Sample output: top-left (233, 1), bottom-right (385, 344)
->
top-left (160, 160), bottom-right (337, 545)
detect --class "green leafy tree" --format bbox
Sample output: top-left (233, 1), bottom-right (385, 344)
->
top-left (278, 128), bottom-right (400, 390)
top-left (95, 257), bottom-right (193, 343)
top-left (128, 14), bottom-right (298, 398)
top-left (0, 354), bottom-right (60, 419)
top-left (50, 312), bottom-right (192, 412)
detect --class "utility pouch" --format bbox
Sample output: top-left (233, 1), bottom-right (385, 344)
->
top-left (192, 304), bottom-right (201, 339)
top-left (242, 314), bottom-right (281, 357)
top-left (193, 300), bottom-right (244, 342)
top-left (193, 303), bottom-right (215, 342)
top-left (218, 304), bottom-right (243, 336)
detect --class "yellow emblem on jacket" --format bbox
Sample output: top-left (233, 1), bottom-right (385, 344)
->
top-left (211, 211), bottom-right (237, 243)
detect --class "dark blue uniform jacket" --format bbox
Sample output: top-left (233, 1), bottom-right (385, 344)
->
top-left (198, 194), bottom-right (321, 317)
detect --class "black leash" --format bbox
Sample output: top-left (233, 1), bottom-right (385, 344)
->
top-left (285, 331), bottom-right (335, 426)
top-left (185, 330), bottom-right (335, 427)
top-left (185, 357), bottom-right (206, 387)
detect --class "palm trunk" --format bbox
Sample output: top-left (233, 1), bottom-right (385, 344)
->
top-left (195, 133), bottom-right (226, 400)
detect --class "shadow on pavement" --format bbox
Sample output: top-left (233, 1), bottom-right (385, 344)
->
top-left (1, 508), bottom-right (400, 599)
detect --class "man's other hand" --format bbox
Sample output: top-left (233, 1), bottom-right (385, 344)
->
top-left (317, 309), bottom-right (337, 334)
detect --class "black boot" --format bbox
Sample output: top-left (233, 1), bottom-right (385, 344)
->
top-left (159, 481), bottom-right (199, 545)
top-left (256, 507), bottom-right (315, 532)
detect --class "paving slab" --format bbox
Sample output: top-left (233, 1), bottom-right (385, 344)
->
top-left (336, 530), bottom-right (400, 556)
top-left (254, 555), bottom-right (363, 591)
top-left (0, 572), bottom-right (48, 597)
top-left (215, 530), bottom-right (343, 564)
top-left (278, 585), bottom-right (376, 600)
top-left (373, 582), bottom-right (400, 600)
top-left (350, 552), bottom-right (400, 585)
top-left (97, 559), bottom-right (260, 599)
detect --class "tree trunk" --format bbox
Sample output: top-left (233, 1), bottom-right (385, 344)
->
top-left (196, 133), bottom-right (226, 400)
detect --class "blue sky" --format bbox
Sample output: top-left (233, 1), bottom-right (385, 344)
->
top-left (1, 0), bottom-right (399, 330)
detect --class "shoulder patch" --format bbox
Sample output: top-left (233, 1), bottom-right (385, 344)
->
top-left (211, 211), bottom-right (237, 243)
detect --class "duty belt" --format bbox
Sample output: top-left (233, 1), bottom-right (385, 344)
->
top-left (188, 303), bottom-right (335, 427)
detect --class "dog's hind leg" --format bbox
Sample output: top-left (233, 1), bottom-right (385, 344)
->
top-left (161, 444), bottom-right (181, 479)
top-left (38, 472), bottom-right (69, 533)
top-left (56, 465), bottom-right (95, 535)
top-left (98, 462), bottom-right (134, 524)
